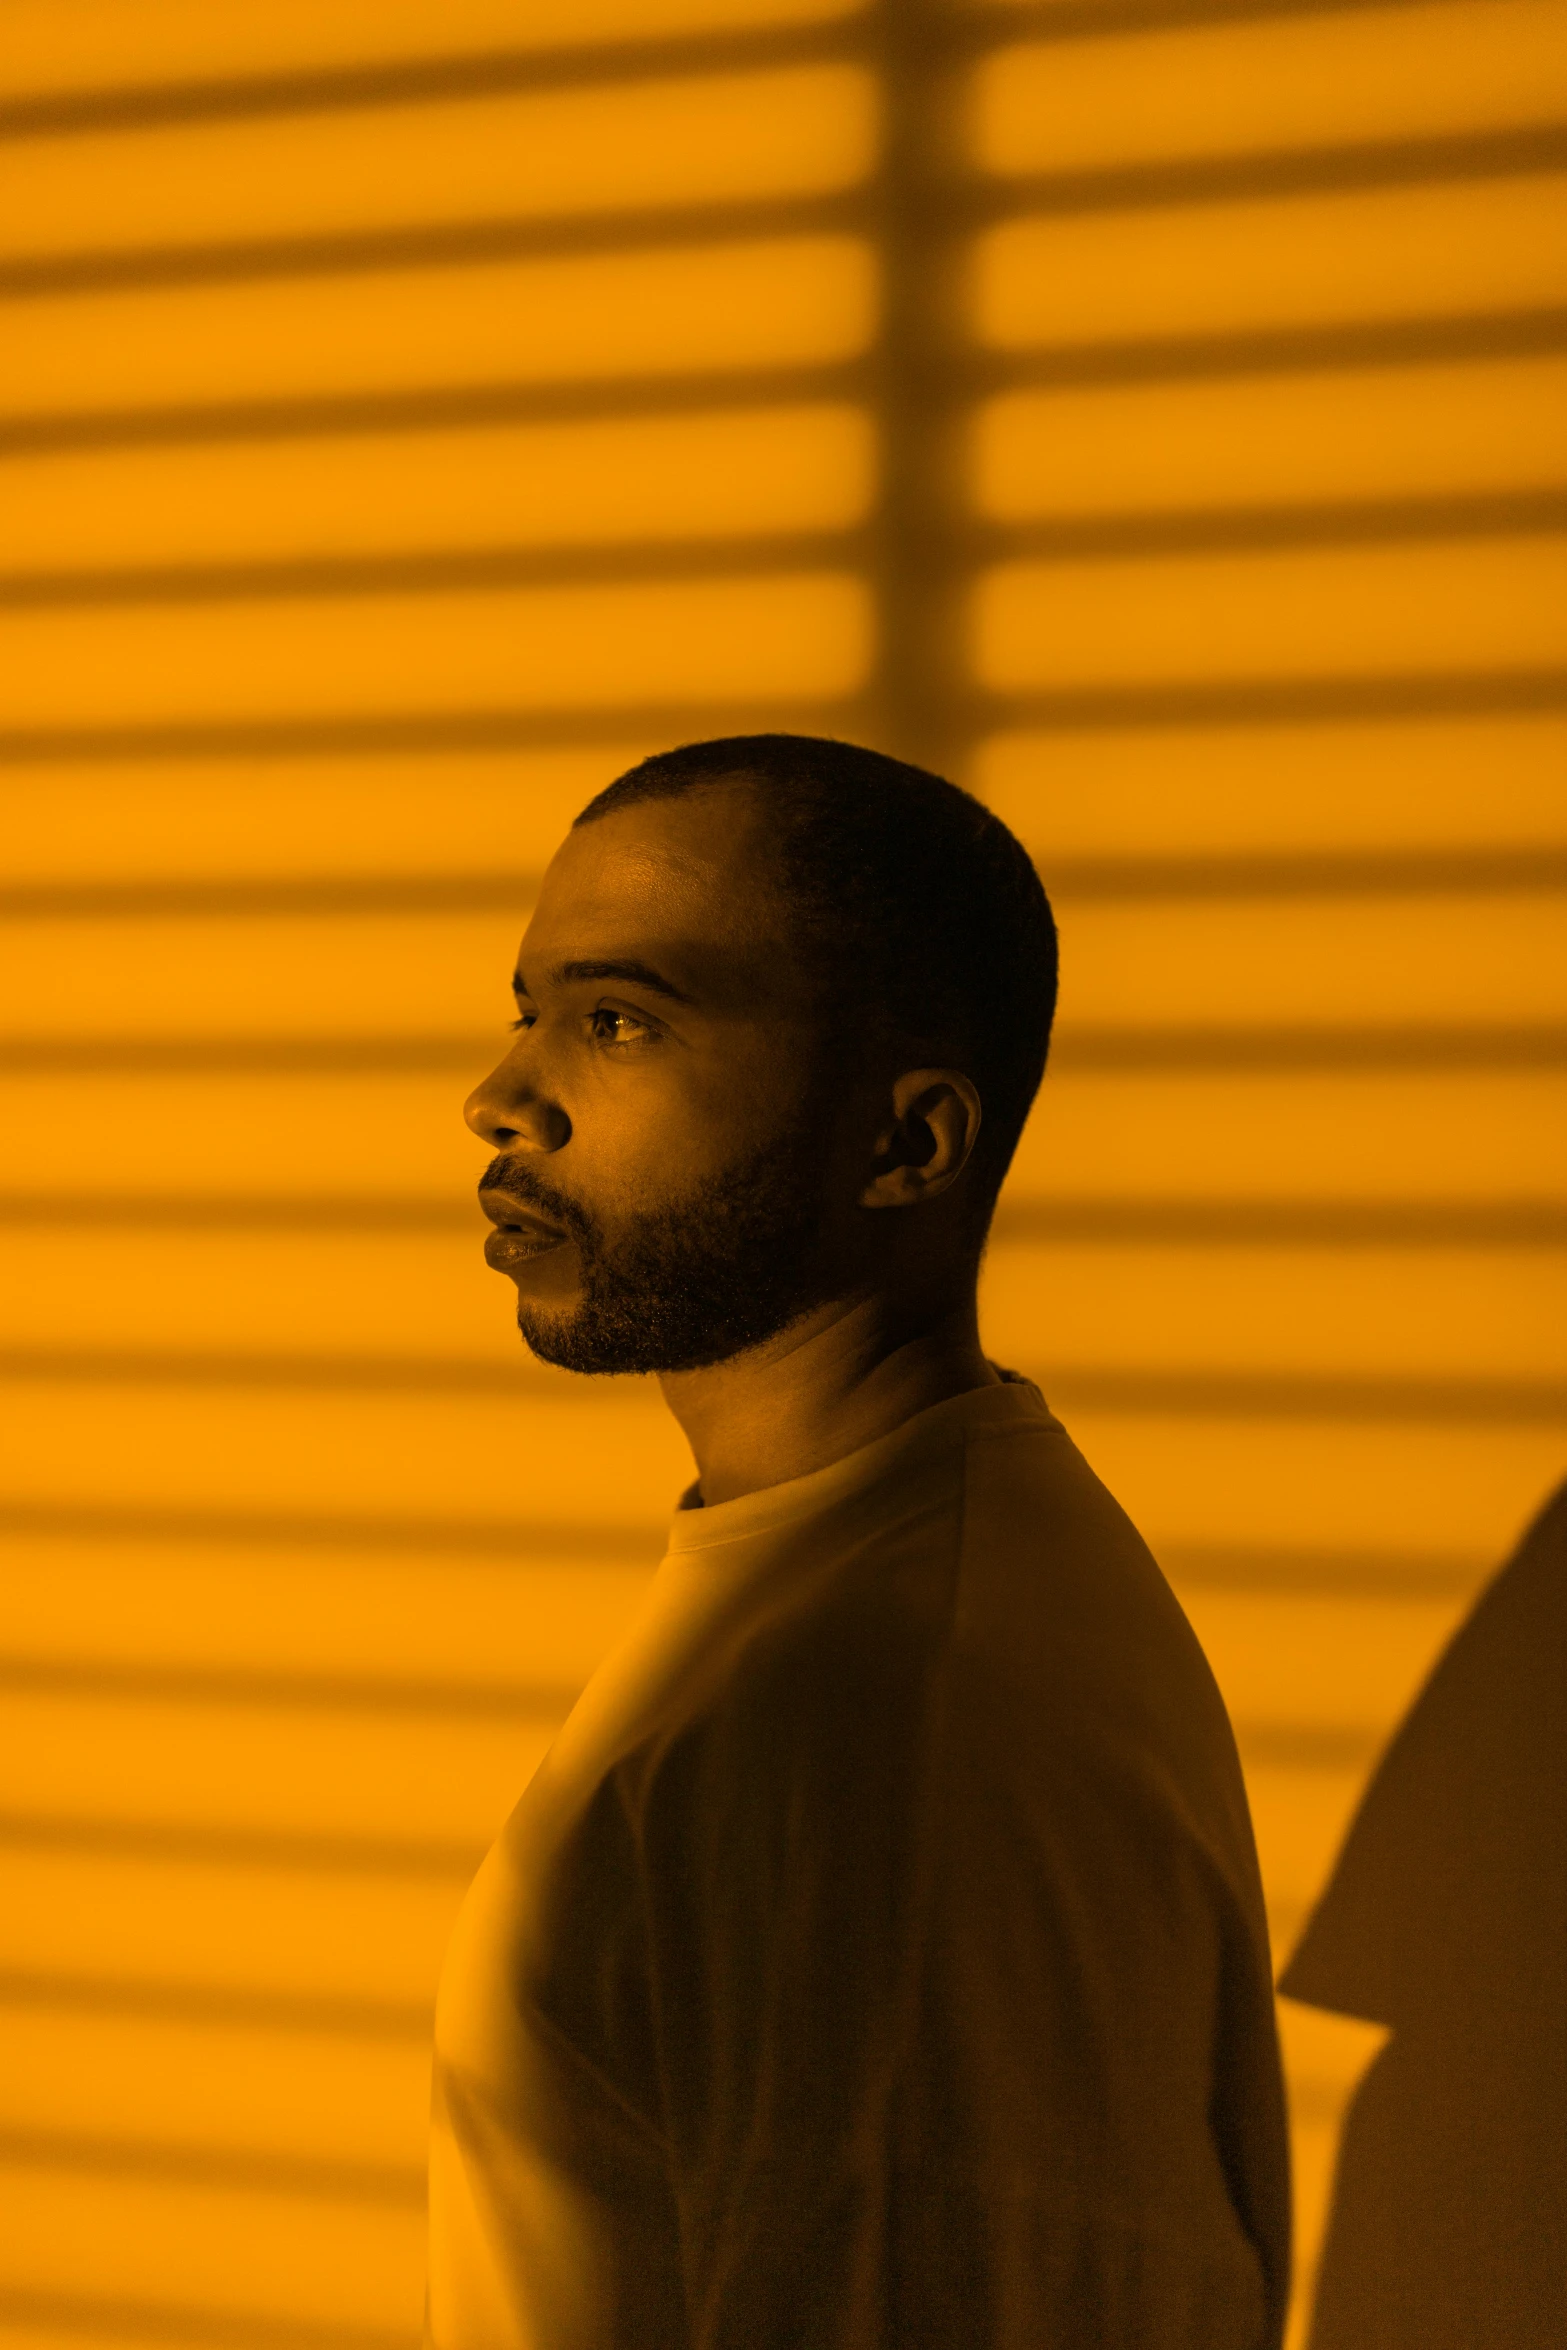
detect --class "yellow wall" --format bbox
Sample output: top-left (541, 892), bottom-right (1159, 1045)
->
top-left (2, 4), bottom-right (1564, 2345)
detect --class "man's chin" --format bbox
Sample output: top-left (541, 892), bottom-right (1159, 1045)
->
top-left (515, 1301), bottom-right (651, 1378)
top-left (517, 1291), bottom-right (826, 1380)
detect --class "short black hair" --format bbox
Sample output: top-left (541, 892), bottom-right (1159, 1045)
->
top-left (573, 733), bottom-right (1057, 1228)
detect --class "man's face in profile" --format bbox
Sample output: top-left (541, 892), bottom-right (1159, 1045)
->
top-left (465, 785), bottom-right (856, 1374)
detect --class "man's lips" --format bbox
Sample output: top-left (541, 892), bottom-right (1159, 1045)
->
top-left (478, 1186), bottom-right (572, 1268)
top-left (478, 1187), bottom-right (566, 1239)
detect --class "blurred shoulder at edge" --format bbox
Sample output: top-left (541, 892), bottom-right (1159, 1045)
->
top-left (1280, 1475), bottom-right (1567, 2032)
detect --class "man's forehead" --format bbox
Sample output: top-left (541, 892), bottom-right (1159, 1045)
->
top-left (518, 795), bottom-right (795, 1001)
top-left (548, 823), bottom-right (714, 914)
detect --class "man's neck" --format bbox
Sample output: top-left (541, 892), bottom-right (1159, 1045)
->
top-left (659, 1291), bottom-right (1000, 1508)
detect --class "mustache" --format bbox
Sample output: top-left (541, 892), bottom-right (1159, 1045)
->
top-left (479, 1156), bottom-right (595, 1241)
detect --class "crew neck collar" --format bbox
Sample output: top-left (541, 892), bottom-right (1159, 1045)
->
top-left (665, 1371), bottom-right (1048, 1556)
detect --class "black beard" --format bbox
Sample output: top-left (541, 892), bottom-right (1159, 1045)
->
top-left (484, 1132), bottom-right (838, 1376)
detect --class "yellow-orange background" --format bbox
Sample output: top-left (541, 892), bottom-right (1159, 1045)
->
top-left (2, 3), bottom-right (1564, 2344)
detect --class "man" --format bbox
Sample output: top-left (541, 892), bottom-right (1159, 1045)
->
top-left (427, 735), bottom-right (1289, 2349)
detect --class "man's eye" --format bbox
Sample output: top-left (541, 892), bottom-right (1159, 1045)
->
top-left (508, 1013), bottom-right (535, 1032)
top-left (590, 1008), bottom-right (653, 1047)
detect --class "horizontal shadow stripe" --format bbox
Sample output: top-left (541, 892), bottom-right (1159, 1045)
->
top-left (0, 1194), bottom-right (483, 1232)
top-left (1, 1502), bottom-right (1490, 1602)
top-left (0, 1500), bottom-right (666, 1559)
top-left (0, 531), bottom-right (865, 612)
top-left (0, 1504), bottom-right (1496, 1599)
top-left (0, 1655), bottom-right (583, 1720)
top-left (0, 1966), bottom-right (433, 2041)
top-left (3, 1026), bottom-right (1562, 1076)
top-left (1036, 1364), bottom-right (1567, 1424)
top-left (0, 2126), bottom-right (424, 2208)
top-left (982, 122), bottom-right (1567, 222)
top-left (5, 1193), bottom-right (1562, 1246)
top-left (0, 1345), bottom-right (565, 1394)
top-left (0, 695), bottom-right (866, 764)
top-left (0, 18), bottom-right (868, 140)
top-left (14, 678), bottom-right (1558, 762)
top-left (0, 360), bottom-right (872, 460)
top-left (6, 123), bottom-right (1559, 305)
top-left (1234, 1720), bottom-right (1386, 1771)
top-left (0, 1808), bottom-right (486, 1878)
top-left (4, 1344), bottom-right (1564, 1421)
top-left (991, 489), bottom-right (1567, 563)
top-left (1157, 1542), bottom-right (1492, 1598)
top-left (1043, 847), bottom-right (1567, 903)
top-left (1051, 1025), bottom-right (1567, 1072)
top-left (7, 119), bottom-right (1558, 305)
top-left (991, 1197), bottom-right (1567, 1247)
top-left (0, 877), bottom-right (545, 920)
top-left (9, 846), bottom-right (1565, 923)
top-left (3, 127), bottom-right (1559, 306)
top-left (0, 0), bottom-right (1477, 144)
top-left (0, 190), bottom-right (869, 302)
top-left (7, 309), bottom-right (1565, 464)
top-left (0, 1036), bottom-right (500, 1073)
top-left (972, 0), bottom-right (1486, 39)
top-left (994, 306), bottom-right (1567, 391)
top-left (986, 668), bottom-right (1567, 731)
top-left (8, 499), bottom-right (1567, 619)
top-left (0, 2287), bottom-right (415, 2350)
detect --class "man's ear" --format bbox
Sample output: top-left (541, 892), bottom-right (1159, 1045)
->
top-left (859, 1069), bottom-right (983, 1209)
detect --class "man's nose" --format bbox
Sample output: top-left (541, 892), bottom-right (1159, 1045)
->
top-left (464, 1053), bottom-right (570, 1153)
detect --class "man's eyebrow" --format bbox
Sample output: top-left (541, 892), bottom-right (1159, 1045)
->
top-left (512, 958), bottom-right (697, 1007)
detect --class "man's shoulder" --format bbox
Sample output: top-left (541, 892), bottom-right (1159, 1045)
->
top-left (622, 1407), bottom-right (1218, 1780)
top-left (620, 1412), bottom-right (1216, 1814)
top-left (600, 1401), bottom-right (1255, 1888)
top-left (958, 1408), bottom-right (1179, 1625)
top-left (949, 1409), bottom-right (1198, 1702)
top-left (954, 1410), bottom-right (1263, 1872)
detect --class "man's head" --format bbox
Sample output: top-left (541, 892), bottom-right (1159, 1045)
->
top-left (465, 734), bottom-right (1056, 1375)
